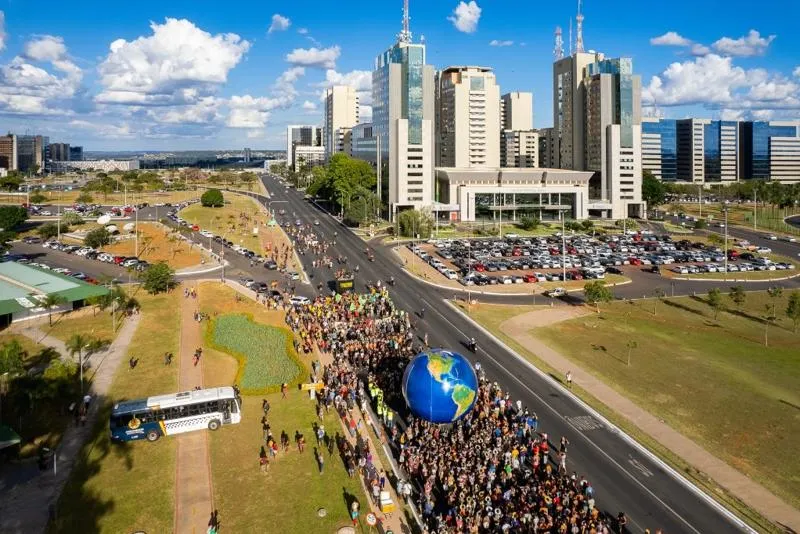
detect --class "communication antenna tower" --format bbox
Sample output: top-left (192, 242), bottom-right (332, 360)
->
top-left (575, 0), bottom-right (585, 53)
top-left (554, 26), bottom-right (564, 60)
top-left (398, 0), bottom-right (412, 43)
top-left (569, 18), bottom-right (573, 56)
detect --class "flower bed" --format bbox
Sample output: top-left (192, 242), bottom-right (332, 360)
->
top-left (206, 314), bottom-right (302, 393)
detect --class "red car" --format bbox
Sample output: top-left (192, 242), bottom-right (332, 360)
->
top-left (523, 274), bottom-right (537, 283)
top-left (628, 257), bottom-right (642, 266)
top-left (113, 256), bottom-right (125, 264)
top-left (474, 263), bottom-right (486, 272)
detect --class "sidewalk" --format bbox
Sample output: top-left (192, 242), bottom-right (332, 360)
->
top-left (173, 283), bottom-right (215, 534)
top-left (15, 326), bottom-right (68, 358)
top-left (0, 313), bottom-right (142, 534)
top-left (498, 309), bottom-right (800, 532)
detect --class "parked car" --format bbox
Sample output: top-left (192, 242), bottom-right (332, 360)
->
top-left (544, 287), bottom-right (566, 298)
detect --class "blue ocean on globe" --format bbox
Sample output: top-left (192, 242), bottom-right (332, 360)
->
top-left (402, 349), bottom-right (478, 424)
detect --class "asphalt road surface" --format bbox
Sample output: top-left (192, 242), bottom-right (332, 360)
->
top-left (245, 175), bottom-right (745, 533)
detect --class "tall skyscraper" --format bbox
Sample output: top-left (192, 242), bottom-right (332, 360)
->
top-left (676, 118), bottom-right (708, 183)
top-left (286, 125), bottom-right (322, 167)
top-left (243, 148), bottom-right (252, 163)
top-left (372, 0), bottom-right (436, 218)
top-left (553, 51), bottom-right (597, 170)
top-left (436, 66), bottom-right (500, 169)
top-left (0, 134), bottom-right (18, 171)
top-left (641, 118), bottom-right (677, 181)
top-left (325, 85), bottom-right (360, 161)
top-left (499, 91), bottom-right (536, 168)
top-left (69, 146), bottom-right (84, 161)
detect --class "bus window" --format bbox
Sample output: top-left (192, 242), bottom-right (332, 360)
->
top-left (231, 398), bottom-right (239, 414)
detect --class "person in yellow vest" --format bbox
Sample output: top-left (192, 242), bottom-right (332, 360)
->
top-left (386, 410), bottom-right (394, 429)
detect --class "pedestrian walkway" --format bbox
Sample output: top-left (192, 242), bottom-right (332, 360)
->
top-left (499, 308), bottom-right (800, 532)
top-left (0, 313), bottom-right (142, 534)
top-left (173, 283), bottom-right (215, 534)
top-left (16, 325), bottom-right (68, 358)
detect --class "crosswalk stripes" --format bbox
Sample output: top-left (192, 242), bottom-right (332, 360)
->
top-left (566, 415), bottom-right (604, 431)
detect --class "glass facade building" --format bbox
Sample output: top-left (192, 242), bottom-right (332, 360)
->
top-left (642, 119), bottom-right (677, 181)
top-left (373, 42), bottom-right (427, 151)
top-left (586, 58), bottom-right (634, 148)
top-left (703, 121), bottom-right (721, 181)
top-left (741, 121), bottom-right (797, 179)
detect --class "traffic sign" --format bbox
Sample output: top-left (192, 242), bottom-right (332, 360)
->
top-left (366, 513), bottom-right (377, 526)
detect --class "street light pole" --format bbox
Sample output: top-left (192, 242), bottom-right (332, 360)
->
top-left (698, 184), bottom-right (703, 218)
top-left (561, 210), bottom-right (566, 283)
top-left (723, 206), bottom-right (729, 281)
top-left (753, 188), bottom-right (757, 231)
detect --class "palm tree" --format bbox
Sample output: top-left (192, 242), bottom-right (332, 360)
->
top-left (40, 293), bottom-right (68, 326)
top-left (66, 333), bottom-right (92, 393)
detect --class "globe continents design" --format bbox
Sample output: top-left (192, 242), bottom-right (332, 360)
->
top-left (402, 349), bottom-right (478, 424)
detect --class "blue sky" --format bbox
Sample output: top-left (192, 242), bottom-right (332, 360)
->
top-left (0, 0), bottom-right (798, 151)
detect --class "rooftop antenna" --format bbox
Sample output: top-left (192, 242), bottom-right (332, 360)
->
top-left (554, 26), bottom-right (564, 60)
top-left (575, 0), bottom-right (585, 53)
top-left (398, 0), bottom-right (412, 43)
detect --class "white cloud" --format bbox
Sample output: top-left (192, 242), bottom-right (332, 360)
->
top-left (268, 14), bottom-right (291, 34)
top-left (96, 18), bottom-right (250, 105)
top-left (247, 129), bottom-right (266, 139)
top-left (650, 31), bottom-right (691, 47)
top-left (719, 109), bottom-right (745, 121)
top-left (448, 1), bottom-right (481, 34)
top-left (0, 12), bottom-right (6, 52)
top-left (302, 100), bottom-right (317, 111)
top-left (489, 40), bottom-right (513, 47)
top-left (226, 95), bottom-right (275, 129)
top-left (298, 28), bottom-right (308, 35)
top-left (643, 54), bottom-right (765, 106)
top-left (751, 109), bottom-right (774, 120)
top-left (148, 97), bottom-right (222, 124)
top-left (24, 35), bottom-right (67, 62)
top-left (285, 46), bottom-right (340, 69)
top-left (691, 44), bottom-right (711, 56)
top-left (747, 80), bottom-right (798, 102)
top-left (713, 30), bottom-right (775, 57)
top-left (792, 66), bottom-right (800, 78)
top-left (0, 33), bottom-right (83, 116)
top-left (69, 119), bottom-right (135, 139)
top-left (359, 105), bottom-right (372, 122)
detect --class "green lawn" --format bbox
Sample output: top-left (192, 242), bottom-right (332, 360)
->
top-left (197, 282), bottom-right (370, 533)
top-left (50, 290), bottom-right (181, 534)
top-left (46, 306), bottom-right (118, 345)
top-left (179, 193), bottom-right (265, 254)
top-left (0, 332), bottom-right (46, 362)
top-left (674, 202), bottom-right (800, 237)
top-left (208, 393), bottom-right (367, 533)
top-left (207, 314), bottom-right (301, 393)
top-left (531, 292), bottom-right (800, 510)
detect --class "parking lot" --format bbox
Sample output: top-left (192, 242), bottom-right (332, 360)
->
top-left (406, 231), bottom-right (797, 288)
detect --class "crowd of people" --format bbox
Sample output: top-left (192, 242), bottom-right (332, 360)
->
top-left (281, 283), bottom-right (630, 533)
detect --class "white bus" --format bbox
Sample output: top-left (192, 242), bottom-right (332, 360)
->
top-left (110, 387), bottom-right (242, 443)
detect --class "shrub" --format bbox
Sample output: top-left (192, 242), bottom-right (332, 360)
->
top-left (84, 227), bottom-right (111, 248)
top-left (206, 314), bottom-right (302, 394)
top-left (201, 188), bottom-right (224, 207)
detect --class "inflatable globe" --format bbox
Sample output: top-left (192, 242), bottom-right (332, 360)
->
top-left (402, 349), bottom-right (478, 424)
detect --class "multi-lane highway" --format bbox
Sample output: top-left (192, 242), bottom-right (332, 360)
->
top-left (247, 174), bottom-right (748, 533)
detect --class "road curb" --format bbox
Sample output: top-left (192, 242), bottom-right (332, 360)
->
top-left (175, 263), bottom-right (225, 276)
top-left (443, 299), bottom-right (757, 534)
top-left (670, 271), bottom-right (800, 283)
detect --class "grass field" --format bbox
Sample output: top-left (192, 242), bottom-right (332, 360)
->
top-left (14, 189), bottom-right (201, 207)
top-left (45, 306), bottom-right (118, 344)
top-left (50, 290), bottom-right (181, 534)
top-left (0, 332), bottom-right (46, 361)
top-left (673, 202), bottom-right (800, 237)
top-left (530, 292), bottom-right (800, 509)
top-left (208, 314), bottom-right (301, 392)
top-left (460, 299), bottom-right (793, 532)
top-left (102, 222), bottom-right (205, 269)
top-left (179, 193), bottom-right (265, 254)
top-left (199, 282), bottom-right (369, 533)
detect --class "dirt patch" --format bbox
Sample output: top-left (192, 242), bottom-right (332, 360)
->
top-left (103, 222), bottom-right (205, 269)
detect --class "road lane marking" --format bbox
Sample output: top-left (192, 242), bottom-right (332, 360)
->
top-left (566, 415), bottom-right (604, 431)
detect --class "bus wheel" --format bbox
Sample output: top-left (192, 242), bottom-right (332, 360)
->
top-left (208, 419), bottom-right (221, 431)
top-left (146, 430), bottom-right (160, 442)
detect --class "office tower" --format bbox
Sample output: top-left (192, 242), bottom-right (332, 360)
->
top-left (350, 123), bottom-right (377, 163)
top-left (641, 118), bottom-right (677, 181)
top-left (676, 119), bottom-right (708, 182)
top-left (286, 125), bottom-right (322, 168)
top-left (69, 146), bottom-right (84, 161)
top-left (500, 130), bottom-right (539, 168)
top-left (372, 0), bottom-right (436, 217)
top-left (553, 51), bottom-right (598, 170)
top-left (584, 57), bottom-right (643, 217)
top-left (0, 134), bottom-right (18, 171)
top-left (49, 143), bottom-right (70, 162)
top-left (325, 85), bottom-right (360, 161)
top-left (17, 135), bottom-right (44, 173)
top-left (538, 127), bottom-right (558, 169)
top-left (501, 92), bottom-right (533, 131)
top-left (436, 66), bottom-right (500, 169)
top-left (740, 121), bottom-right (800, 181)
top-left (698, 121), bottom-right (739, 182)
top-left (243, 148), bottom-right (252, 163)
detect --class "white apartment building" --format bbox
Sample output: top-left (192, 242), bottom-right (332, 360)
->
top-left (292, 145), bottom-right (326, 171)
top-left (324, 85), bottom-right (359, 161)
top-left (500, 130), bottom-right (539, 168)
top-left (720, 122), bottom-right (739, 182)
top-left (436, 66), bottom-right (500, 169)
top-left (770, 136), bottom-right (800, 183)
top-left (641, 117), bottom-right (663, 180)
top-left (501, 92), bottom-right (533, 131)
